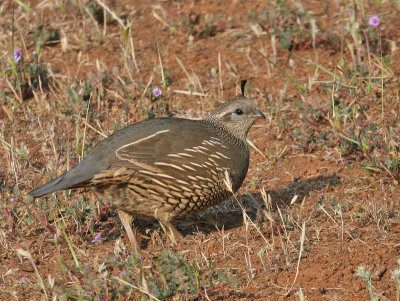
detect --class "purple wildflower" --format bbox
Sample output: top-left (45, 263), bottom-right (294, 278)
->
top-left (345, 161), bottom-right (349, 166)
top-left (152, 87), bottom-right (162, 97)
top-left (91, 232), bottom-right (101, 243)
top-left (10, 198), bottom-right (16, 202)
top-left (20, 277), bottom-right (27, 283)
top-left (368, 15), bottom-right (380, 27)
top-left (14, 49), bottom-right (22, 62)
top-left (33, 50), bottom-right (37, 56)
top-left (120, 271), bottom-right (127, 277)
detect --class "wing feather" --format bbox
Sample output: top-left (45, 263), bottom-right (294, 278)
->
top-left (109, 123), bottom-right (232, 181)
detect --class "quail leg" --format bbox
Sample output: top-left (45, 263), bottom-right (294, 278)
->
top-left (118, 209), bottom-right (140, 255)
top-left (156, 211), bottom-right (183, 244)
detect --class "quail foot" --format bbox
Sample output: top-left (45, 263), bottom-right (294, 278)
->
top-left (29, 80), bottom-right (265, 253)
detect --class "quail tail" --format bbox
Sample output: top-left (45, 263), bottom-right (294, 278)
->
top-left (28, 167), bottom-right (94, 197)
top-left (29, 174), bottom-right (75, 197)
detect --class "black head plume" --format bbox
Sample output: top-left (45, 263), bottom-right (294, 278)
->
top-left (240, 79), bottom-right (247, 96)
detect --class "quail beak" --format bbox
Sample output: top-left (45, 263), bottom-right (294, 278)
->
top-left (253, 110), bottom-right (266, 119)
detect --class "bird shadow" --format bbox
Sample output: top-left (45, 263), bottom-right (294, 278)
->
top-left (176, 174), bottom-right (341, 235)
top-left (102, 174), bottom-right (340, 248)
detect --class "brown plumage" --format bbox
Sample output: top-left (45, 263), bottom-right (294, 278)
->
top-left (29, 81), bottom-right (265, 253)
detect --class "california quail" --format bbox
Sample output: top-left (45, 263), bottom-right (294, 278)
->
top-left (29, 81), bottom-right (265, 253)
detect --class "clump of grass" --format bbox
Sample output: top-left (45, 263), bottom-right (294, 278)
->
top-left (248, 0), bottom-right (318, 50)
top-left (67, 81), bottom-right (96, 105)
top-left (357, 260), bottom-right (400, 301)
top-left (29, 25), bottom-right (60, 47)
top-left (86, 1), bottom-right (105, 24)
top-left (54, 249), bottom-right (238, 300)
top-left (343, 12), bottom-right (389, 59)
top-left (8, 197), bottom-right (56, 235)
top-left (120, 81), bottom-right (171, 121)
top-left (391, 259), bottom-right (400, 297)
top-left (1, 45), bottom-right (50, 102)
top-left (355, 265), bottom-right (379, 301)
top-left (61, 194), bottom-right (111, 233)
top-left (173, 12), bottom-right (225, 39)
top-left (146, 250), bottom-right (238, 299)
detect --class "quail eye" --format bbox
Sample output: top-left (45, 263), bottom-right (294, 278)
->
top-left (235, 108), bottom-right (243, 115)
